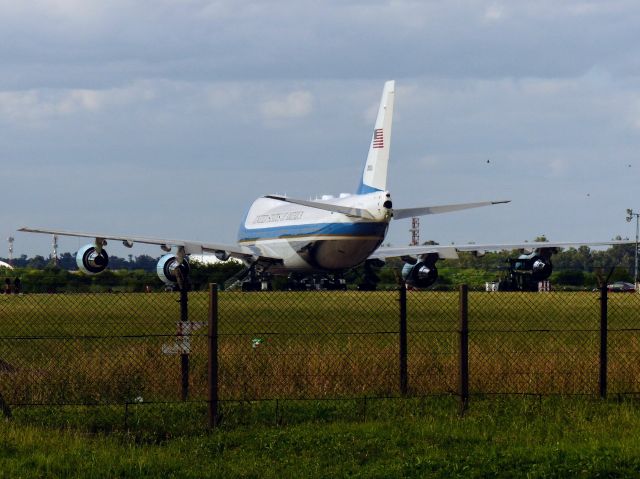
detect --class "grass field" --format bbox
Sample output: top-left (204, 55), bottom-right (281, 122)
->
top-left (2, 291), bottom-right (640, 476)
top-left (1, 290), bottom-right (640, 408)
top-left (4, 397), bottom-right (640, 477)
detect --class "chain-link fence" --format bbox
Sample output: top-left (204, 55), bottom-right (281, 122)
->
top-left (0, 291), bottom-right (210, 409)
top-left (1, 286), bottom-right (640, 425)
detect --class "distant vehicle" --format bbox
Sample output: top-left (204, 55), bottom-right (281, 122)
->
top-left (607, 281), bottom-right (636, 293)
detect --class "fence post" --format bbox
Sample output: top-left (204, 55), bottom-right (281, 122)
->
top-left (208, 283), bottom-right (220, 428)
top-left (459, 284), bottom-right (469, 415)
top-left (599, 284), bottom-right (608, 399)
top-left (0, 392), bottom-right (11, 419)
top-left (399, 284), bottom-right (408, 396)
top-left (180, 285), bottom-right (189, 401)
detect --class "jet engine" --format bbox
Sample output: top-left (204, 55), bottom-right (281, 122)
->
top-left (402, 261), bottom-right (438, 289)
top-left (511, 253), bottom-right (553, 282)
top-left (157, 253), bottom-right (190, 285)
top-left (214, 250), bottom-right (230, 261)
top-left (76, 244), bottom-right (109, 274)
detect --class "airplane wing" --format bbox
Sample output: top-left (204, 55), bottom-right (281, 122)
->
top-left (369, 240), bottom-right (634, 261)
top-left (18, 226), bottom-right (278, 262)
top-left (392, 200), bottom-right (510, 220)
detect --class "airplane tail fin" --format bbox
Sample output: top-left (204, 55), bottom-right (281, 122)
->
top-left (357, 80), bottom-right (395, 194)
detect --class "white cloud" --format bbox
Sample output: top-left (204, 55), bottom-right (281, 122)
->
top-left (260, 90), bottom-right (313, 122)
top-left (3, 1), bottom-right (640, 255)
top-left (483, 4), bottom-right (505, 21)
top-left (548, 158), bottom-right (570, 177)
top-left (0, 83), bottom-right (156, 126)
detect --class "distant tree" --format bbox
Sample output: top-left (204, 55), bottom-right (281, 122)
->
top-left (14, 255), bottom-right (29, 268)
top-left (189, 260), bottom-right (247, 290)
top-left (554, 246), bottom-right (593, 271)
top-left (58, 252), bottom-right (77, 270)
top-left (607, 267), bottom-right (633, 283)
top-left (106, 255), bottom-right (130, 270)
top-left (551, 270), bottom-right (585, 286)
top-left (133, 255), bottom-right (159, 271)
top-left (26, 255), bottom-right (47, 269)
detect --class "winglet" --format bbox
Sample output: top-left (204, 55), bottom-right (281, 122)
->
top-left (357, 80), bottom-right (395, 194)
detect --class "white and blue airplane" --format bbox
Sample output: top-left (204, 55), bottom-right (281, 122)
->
top-left (19, 81), bottom-right (631, 290)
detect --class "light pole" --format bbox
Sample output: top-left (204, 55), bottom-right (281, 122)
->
top-left (626, 209), bottom-right (640, 286)
top-left (7, 237), bottom-right (13, 267)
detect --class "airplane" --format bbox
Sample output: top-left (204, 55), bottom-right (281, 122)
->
top-left (19, 81), bottom-right (633, 291)
top-left (0, 261), bottom-right (13, 270)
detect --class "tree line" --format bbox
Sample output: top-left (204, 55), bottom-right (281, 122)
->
top-left (345, 239), bottom-right (638, 290)
top-left (3, 253), bottom-right (161, 271)
top-left (0, 257), bottom-right (244, 293)
top-left (1, 240), bottom-right (636, 292)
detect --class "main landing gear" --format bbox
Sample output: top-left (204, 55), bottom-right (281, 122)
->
top-left (357, 259), bottom-right (385, 291)
top-left (241, 268), bottom-right (273, 292)
top-left (223, 263), bottom-right (273, 291)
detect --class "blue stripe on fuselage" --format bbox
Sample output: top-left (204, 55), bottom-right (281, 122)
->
top-left (238, 221), bottom-right (388, 243)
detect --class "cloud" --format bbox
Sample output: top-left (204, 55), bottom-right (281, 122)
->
top-left (483, 4), bottom-right (505, 21)
top-left (3, 1), bottom-right (640, 255)
top-left (2, 0), bottom-right (639, 88)
top-left (260, 90), bottom-right (314, 123)
top-left (548, 158), bottom-right (570, 177)
top-left (0, 83), bottom-right (156, 126)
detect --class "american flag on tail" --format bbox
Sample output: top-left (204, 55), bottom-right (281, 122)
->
top-left (372, 128), bottom-right (384, 149)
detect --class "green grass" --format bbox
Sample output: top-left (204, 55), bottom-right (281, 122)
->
top-left (3, 291), bottom-right (640, 476)
top-left (4, 397), bottom-right (640, 477)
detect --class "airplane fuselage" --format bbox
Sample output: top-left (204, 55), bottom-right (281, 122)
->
top-left (238, 191), bottom-right (392, 273)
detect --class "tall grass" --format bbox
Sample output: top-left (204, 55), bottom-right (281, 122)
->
top-left (1, 290), bottom-right (640, 407)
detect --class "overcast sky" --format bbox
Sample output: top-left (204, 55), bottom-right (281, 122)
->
top-left (3, 0), bottom-right (640, 258)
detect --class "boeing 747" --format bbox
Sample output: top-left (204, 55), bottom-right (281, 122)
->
top-left (19, 81), bottom-right (631, 290)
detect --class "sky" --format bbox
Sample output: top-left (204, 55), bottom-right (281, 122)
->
top-left (2, 0), bottom-right (640, 258)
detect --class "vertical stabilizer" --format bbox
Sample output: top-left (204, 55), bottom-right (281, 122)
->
top-left (357, 80), bottom-right (395, 194)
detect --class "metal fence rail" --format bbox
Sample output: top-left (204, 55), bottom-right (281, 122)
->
top-left (1, 285), bottom-right (640, 426)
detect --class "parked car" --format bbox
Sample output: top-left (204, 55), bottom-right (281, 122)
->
top-left (607, 281), bottom-right (636, 293)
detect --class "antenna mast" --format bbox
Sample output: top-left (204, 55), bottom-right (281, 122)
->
top-left (410, 217), bottom-right (420, 246)
top-left (7, 236), bottom-right (14, 266)
top-left (51, 235), bottom-right (58, 266)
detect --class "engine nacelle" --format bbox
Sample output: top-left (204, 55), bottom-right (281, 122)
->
top-left (157, 254), bottom-right (190, 285)
top-left (402, 261), bottom-right (439, 289)
top-left (76, 244), bottom-right (109, 274)
top-left (512, 253), bottom-right (553, 282)
top-left (214, 250), bottom-right (230, 261)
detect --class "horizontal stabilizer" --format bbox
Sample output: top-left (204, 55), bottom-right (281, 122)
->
top-left (264, 195), bottom-right (375, 219)
top-left (393, 200), bottom-right (510, 220)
